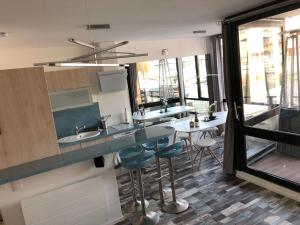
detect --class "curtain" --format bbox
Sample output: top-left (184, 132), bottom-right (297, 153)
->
top-left (211, 35), bottom-right (225, 112)
top-left (222, 22), bottom-right (237, 175)
top-left (127, 63), bottom-right (139, 112)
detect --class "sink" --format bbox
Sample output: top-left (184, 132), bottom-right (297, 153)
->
top-left (58, 131), bottom-right (101, 144)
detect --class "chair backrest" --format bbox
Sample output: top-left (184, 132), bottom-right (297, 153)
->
top-left (119, 145), bottom-right (143, 161)
top-left (123, 149), bottom-right (155, 164)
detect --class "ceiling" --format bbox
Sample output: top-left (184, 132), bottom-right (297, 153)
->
top-left (0, 0), bottom-right (273, 50)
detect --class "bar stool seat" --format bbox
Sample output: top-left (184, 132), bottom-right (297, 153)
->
top-left (142, 137), bottom-right (169, 150)
top-left (121, 148), bottom-right (159, 225)
top-left (119, 146), bottom-right (149, 213)
top-left (156, 142), bottom-right (189, 214)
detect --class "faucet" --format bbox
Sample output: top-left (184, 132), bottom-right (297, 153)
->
top-left (75, 125), bottom-right (86, 135)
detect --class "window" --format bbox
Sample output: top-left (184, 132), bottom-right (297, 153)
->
top-left (197, 55), bottom-right (209, 98)
top-left (182, 55), bottom-right (209, 113)
top-left (239, 26), bottom-right (282, 105)
top-left (136, 59), bottom-right (179, 106)
top-left (182, 56), bottom-right (198, 98)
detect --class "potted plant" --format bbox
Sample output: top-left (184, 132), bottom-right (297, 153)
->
top-left (208, 101), bottom-right (217, 119)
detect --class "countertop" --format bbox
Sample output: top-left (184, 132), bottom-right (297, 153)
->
top-left (0, 126), bottom-right (175, 185)
top-left (59, 123), bottom-right (140, 148)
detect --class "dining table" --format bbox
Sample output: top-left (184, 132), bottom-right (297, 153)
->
top-left (132, 105), bottom-right (193, 126)
top-left (167, 111), bottom-right (228, 153)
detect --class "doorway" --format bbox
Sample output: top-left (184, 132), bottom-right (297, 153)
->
top-left (224, 2), bottom-right (300, 192)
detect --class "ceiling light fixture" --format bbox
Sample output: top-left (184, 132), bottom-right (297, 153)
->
top-left (68, 38), bottom-right (96, 49)
top-left (48, 63), bottom-right (129, 67)
top-left (34, 41), bottom-right (148, 67)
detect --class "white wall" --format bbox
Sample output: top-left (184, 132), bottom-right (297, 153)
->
top-left (117, 37), bottom-right (209, 63)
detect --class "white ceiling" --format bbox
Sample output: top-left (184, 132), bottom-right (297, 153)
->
top-left (0, 0), bottom-right (273, 50)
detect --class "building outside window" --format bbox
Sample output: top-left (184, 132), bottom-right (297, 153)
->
top-left (136, 59), bottom-right (179, 106)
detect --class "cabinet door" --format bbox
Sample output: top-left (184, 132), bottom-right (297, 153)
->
top-left (45, 68), bottom-right (91, 92)
top-left (0, 67), bottom-right (59, 169)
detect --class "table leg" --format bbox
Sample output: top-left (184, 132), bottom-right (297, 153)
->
top-left (188, 132), bottom-right (194, 171)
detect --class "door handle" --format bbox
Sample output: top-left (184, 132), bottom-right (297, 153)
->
top-left (234, 102), bottom-right (241, 122)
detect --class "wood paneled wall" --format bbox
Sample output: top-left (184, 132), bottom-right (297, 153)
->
top-left (44, 68), bottom-right (91, 92)
top-left (0, 67), bottom-right (59, 169)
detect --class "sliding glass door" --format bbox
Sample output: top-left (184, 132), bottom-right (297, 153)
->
top-left (224, 2), bottom-right (300, 192)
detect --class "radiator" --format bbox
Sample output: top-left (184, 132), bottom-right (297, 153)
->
top-left (21, 176), bottom-right (121, 225)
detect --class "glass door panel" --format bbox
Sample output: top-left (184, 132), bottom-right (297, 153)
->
top-left (237, 10), bottom-right (300, 190)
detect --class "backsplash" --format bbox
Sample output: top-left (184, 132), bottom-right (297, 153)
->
top-left (53, 103), bottom-right (101, 138)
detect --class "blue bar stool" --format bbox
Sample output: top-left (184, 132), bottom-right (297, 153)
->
top-left (156, 142), bottom-right (189, 214)
top-left (142, 137), bottom-right (172, 202)
top-left (122, 148), bottom-right (160, 225)
top-left (119, 146), bottom-right (150, 213)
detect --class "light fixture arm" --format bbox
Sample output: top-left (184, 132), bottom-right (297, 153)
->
top-left (70, 41), bottom-right (129, 61)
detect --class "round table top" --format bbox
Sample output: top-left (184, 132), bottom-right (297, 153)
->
top-left (171, 111), bottom-right (227, 133)
top-left (134, 126), bottom-right (175, 144)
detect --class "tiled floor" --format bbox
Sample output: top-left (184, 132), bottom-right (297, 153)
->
top-left (115, 139), bottom-right (300, 225)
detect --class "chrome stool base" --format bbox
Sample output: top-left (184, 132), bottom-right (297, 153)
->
top-left (162, 199), bottom-right (189, 214)
top-left (137, 211), bottom-right (160, 225)
top-left (151, 187), bottom-right (172, 200)
top-left (124, 200), bottom-right (149, 213)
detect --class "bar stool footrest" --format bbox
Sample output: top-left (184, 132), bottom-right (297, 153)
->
top-left (124, 199), bottom-right (149, 213)
top-left (137, 211), bottom-right (160, 225)
top-left (151, 187), bottom-right (172, 200)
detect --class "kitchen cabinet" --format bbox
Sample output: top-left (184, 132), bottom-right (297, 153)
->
top-left (0, 67), bottom-right (59, 169)
top-left (45, 68), bottom-right (91, 92)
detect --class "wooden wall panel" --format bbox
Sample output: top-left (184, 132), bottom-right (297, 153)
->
top-left (0, 67), bottom-right (59, 169)
top-left (44, 68), bottom-right (91, 92)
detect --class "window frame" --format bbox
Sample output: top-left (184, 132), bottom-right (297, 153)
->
top-left (183, 55), bottom-right (210, 108)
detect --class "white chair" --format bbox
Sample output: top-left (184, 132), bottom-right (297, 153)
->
top-left (177, 133), bottom-right (192, 159)
top-left (199, 127), bottom-right (219, 139)
top-left (193, 138), bottom-right (222, 170)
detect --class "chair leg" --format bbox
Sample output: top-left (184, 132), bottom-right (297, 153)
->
top-left (208, 147), bottom-right (223, 166)
top-left (193, 147), bottom-right (203, 164)
top-left (168, 158), bottom-right (177, 203)
top-left (124, 170), bottom-right (149, 213)
top-left (137, 169), bottom-right (146, 216)
top-left (184, 139), bottom-right (191, 159)
top-left (197, 148), bottom-right (205, 170)
top-left (152, 154), bottom-right (172, 201)
top-left (137, 169), bottom-right (160, 225)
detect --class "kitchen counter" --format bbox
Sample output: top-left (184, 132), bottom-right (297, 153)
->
top-left (59, 123), bottom-right (140, 149)
top-left (0, 126), bottom-right (175, 185)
